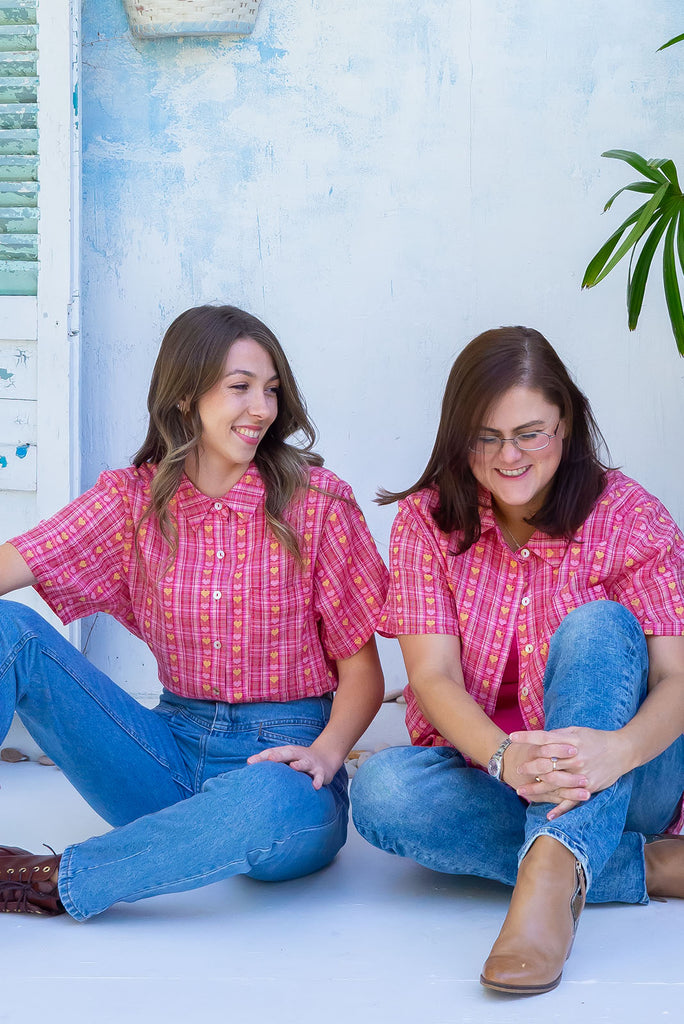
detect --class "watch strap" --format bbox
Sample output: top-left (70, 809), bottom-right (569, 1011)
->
top-left (487, 736), bottom-right (512, 780)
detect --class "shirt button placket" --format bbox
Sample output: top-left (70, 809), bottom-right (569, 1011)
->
top-left (210, 509), bottom-right (230, 697)
top-left (200, 519), bottom-right (215, 695)
top-left (510, 547), bottom-right (533, 696)
top-left (231, 511), bottom-right (246, 701)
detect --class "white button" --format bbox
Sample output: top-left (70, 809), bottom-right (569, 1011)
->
top-left (217, 550), bottom-right (225, 560)
top-left (213, 590), bottom-right (222, 600)
top-left (521, 596), bottom-right (531, 606)
top-left (213, 640), bottom-right (222, 649)
top-left (521, 686), bottom-right (528, 697)
top-left (520, 548), bottom-right (530, 558)
top-left (524, 643), bottom-right (534, 654)
top-left (213, 501), bottom-right (223, 511)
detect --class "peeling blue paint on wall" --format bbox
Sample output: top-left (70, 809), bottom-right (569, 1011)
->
top-left (255, 41), bottom-right (287, 63)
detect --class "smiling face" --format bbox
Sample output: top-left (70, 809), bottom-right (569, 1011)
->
top-left (468, 385), bottom-right (565, 529)
top-left (186, 337), bottom-right (279, 496)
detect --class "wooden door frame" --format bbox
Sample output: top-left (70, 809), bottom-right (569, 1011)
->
top-left (36, 0), bottom-right (80, 523)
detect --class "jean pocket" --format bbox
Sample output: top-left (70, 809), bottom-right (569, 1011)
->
top-left (257, 720), bottom-right (325, 748)
top-left (151, 699), bottom-right (183, 725)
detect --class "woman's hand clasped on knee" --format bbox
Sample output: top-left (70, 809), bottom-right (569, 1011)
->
top-left (507, 726), bottom-right (632, 820)
top-left (501, 735), bottom-right (590, 820)
top-left (247, 743), bottom-right (342, 790)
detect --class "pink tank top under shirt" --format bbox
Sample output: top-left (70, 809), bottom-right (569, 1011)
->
top-left (490, 642), bottom-right (524, 735)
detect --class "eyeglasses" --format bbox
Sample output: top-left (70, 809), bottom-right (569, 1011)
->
top-left (469, 422), bottom-right (561, 456)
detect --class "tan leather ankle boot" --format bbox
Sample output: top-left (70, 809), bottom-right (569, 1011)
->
top-left (480, 836), bottom-right (586, 995)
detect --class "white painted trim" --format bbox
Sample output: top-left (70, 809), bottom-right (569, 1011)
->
top-left (35, 0), bottom-right (80, 646)
top-left (0, 297), bottom-right (37, 341)
top-left (35, 0), bottom-right (80, 522)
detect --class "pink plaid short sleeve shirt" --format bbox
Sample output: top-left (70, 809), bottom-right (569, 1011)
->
top-left (12, 463), bottom-right (389, 704)
top-left (379, 470), bottom-right (684, 830)
top-left (378, 468), bottom-right (684, 827)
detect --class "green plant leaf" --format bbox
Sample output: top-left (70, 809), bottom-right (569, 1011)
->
top-left (603, 181), bottom-right (659, 212)
top-left (589, 183), bottom-right (669, 285)
top-left (658, 32), bottom-right (684, 52)
top-left (601, 150), bottom-right (669, 185)
top-left (662, 218), bottom-right (684, 355)
top-left (677, 207), bottom-right (684, 271)
top-left (584, 151), bottom-right (684, 355)
top-left (582, 203), bottom-right (652, 288)
top-left (627, 212), bottom-right (671, 328)
top-left (656, 159), bottom-right (682, 190)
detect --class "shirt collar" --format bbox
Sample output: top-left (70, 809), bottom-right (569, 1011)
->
top-left (175, 464), bottom-right (265, 530)
top-left (477, 488), bottom-right (574, 565)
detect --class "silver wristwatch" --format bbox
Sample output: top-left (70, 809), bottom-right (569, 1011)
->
top-left (487, 737), bottom-right (512, 780)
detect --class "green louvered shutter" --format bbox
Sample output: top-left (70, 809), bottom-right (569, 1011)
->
top-left (0, 0), bottom-right (37, 296)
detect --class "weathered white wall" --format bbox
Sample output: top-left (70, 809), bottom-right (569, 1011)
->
top-left (79, 0), bottom-right (684, 698)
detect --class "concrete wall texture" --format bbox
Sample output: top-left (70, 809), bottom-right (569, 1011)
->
top-left (80, 0), bottom-right (684, 696)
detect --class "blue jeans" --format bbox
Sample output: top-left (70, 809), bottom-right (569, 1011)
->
top-left (351, 601), bottom-right (684, 904)
top-left (0, 601), bottom-right (348, 920)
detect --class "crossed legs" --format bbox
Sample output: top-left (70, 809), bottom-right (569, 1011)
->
top-left (0, 601), bottom-right (348, 920)
top-left (352, 602), bottom-right (684, 993)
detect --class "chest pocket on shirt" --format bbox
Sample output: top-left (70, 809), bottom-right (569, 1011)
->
top-left (248, 548), bottom-right (310, 618)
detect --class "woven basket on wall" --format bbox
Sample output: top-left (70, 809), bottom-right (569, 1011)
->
top-left (122, 0), bottom-right (262, 37)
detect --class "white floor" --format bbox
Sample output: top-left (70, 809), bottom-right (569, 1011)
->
top-left (1, 709), bottom-right (683, 1024)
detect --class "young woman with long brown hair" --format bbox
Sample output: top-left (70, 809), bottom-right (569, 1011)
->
top-left (0, 304), bottom-right (387, 921)
top-left (351, 326), bottom-right (684, 995)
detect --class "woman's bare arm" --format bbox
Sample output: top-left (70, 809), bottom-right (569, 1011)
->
top-left (399, 632), bottom-right (506, 766)
top-left (400, 632), bottom-right (586, 799)
top-left (0, 542), bottom-right (36, 596)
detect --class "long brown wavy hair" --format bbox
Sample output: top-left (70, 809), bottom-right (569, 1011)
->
top-left (378, 326), bottom-right (609, 552)
top-left (134, 304), bottom-right (323, 561)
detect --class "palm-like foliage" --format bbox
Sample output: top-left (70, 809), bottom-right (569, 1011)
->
top-left (582, 150), bottom-right (684, 355)
top-left (658, 32), bottom-right (684, 51)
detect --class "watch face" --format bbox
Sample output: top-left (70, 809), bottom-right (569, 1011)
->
top-left (488, 739), bottom-right (509, 779)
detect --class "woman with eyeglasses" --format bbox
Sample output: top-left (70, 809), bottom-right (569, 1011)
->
top-left (351, 326), bottom-right (684, 995)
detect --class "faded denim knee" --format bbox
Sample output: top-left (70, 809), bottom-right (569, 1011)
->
top-left (550, 600), bottom-right (646, 659)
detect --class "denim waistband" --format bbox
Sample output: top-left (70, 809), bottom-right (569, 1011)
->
top-left (158, 689), bottom-right (333, 729)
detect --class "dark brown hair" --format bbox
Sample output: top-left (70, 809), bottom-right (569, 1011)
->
top-left (378, 326), bottom-right (609, 552)
top-left (134, 304), bottom-right (322, 560)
